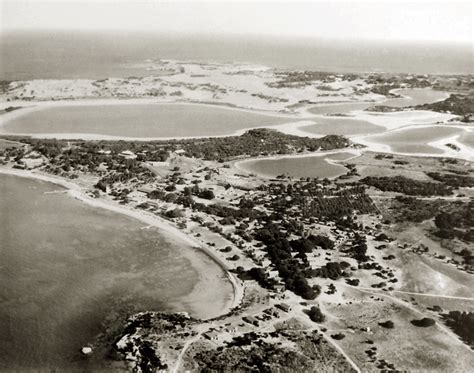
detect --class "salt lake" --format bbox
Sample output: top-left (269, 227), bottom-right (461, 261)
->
top-left (459, 131), bottom-right (474, 148)
top-left (308, 102), bottom-right (373, 115)
top-left (237, 152), bottom-right (354, 179)
top-left (299, 117), bottom-right (385, 136)
top-left (1, 103), bottom-right (294, 139)
top-left (308, 88), bottom-right (449, 116)
top-left (382, 88), bottom-right (449, 108)
top-left (363, 126), bottom-right (464, 154)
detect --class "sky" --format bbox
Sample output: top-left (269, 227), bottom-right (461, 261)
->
top-left (1, 0), bottom-right (472, 44)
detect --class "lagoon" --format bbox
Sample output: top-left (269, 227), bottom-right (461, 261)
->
top-left (364, 126), bottom-right (463, 154)
top-left (237, 152), bottom-right (354, 179)
top-left (308, 89), bottom-right (448, 116)
top-left (300, 117), bottom-right (385, 136)
top-left (0, 174), bottom-right (232, 370)
top-left (1, 103), bottom-right (293, 139)
top-left (382, 88), bottom-right (448, 108)
top-left (459, 131), bottom-right (474, 148)
top-left (308, 102), bottom-right (373, 115)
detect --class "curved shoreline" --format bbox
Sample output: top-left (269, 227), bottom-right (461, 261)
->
top-left (0, 167), bottom-right (244, 320)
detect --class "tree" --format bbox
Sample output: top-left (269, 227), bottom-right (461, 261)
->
top-left (307, 306), bottom-right (325, 323)
top-left (199, 189), bottom-right (215, 200)
top-left (165, 208), bottom-right (184, 219)
top-left (379, 320), bottom-right (394, 328)
top-left (94, 180), bottom-right (107, 192)
top-left (411, 318), bottom-right (435, 327)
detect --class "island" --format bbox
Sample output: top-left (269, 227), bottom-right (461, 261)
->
top-left (1, 60), bottom-right (473, 372)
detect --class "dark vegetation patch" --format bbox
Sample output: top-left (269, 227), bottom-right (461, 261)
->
top-left (115, 312), bottom-right (195, 372)
top-left (361, 176), bottom-right (453, 196)
top-left (0, 129), bottom-right (349, 189)
top-left (441, 311), bottom-right (474, 349)
top-left (415, 94), bottom-right (474, 117)
top-left (177, 129), bottom-right (350, 161)
top-left (306, 306), bottom-right (326, 323)
top-left (309, 261), bottom-right (351, 280)
top-left (193, 330), bottom-right (354, 372)
top-left (379, 320), bottom-right (395, 329)
top-left (411, 318), bottom-right (436, 327)
top-left (388, 196), bottom-right (447, 223)
top-left (434, 201), bottom-right (474, 243)
top-left (254, 224), bottom-right (322, 300)
top-left (426, 172), bottom-right (474, 188)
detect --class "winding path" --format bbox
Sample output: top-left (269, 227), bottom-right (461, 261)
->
top-left (317, 327), bottom-right (362, 373)
top-left (352, 286), bottom-right (474, 301)
top-left (172, 325), bottom-right (207, 373)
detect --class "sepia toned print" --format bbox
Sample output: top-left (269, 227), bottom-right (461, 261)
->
top-left (0, 1), bottom-right (473, 371)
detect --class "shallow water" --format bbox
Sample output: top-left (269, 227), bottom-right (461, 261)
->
top-left (459, 131), bottom-right (474, 148)
top-left (300, 117), bottom-right (385, 136)
top-left (0, 174), bottom-right (232, 370)
top-left (308, 89), bottom-right (448, 116)
top-left (305, 89), bottom-right (449, 138)
top-left (238, 152), bottom-right (353, 179)
top-left (382, 88), bottom-right (448, 108)
top-left (308, 102), bottom-right (373, 115)
top-left (1, 104), bottom-right (292, 138)
top-left (364, 126), bottom-right (463, 154)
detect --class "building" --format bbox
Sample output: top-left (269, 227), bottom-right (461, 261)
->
top-left (243, 316), bottom-right (259, 326)
top-left (263, 308), bottom-right (280, 318)
top-left (276, 303), bottom-right (292, 313)
top-left (119, 150), bottom-right (136, 159)
top-left (137, 185), bottom-right (155, 195)
top-left (225, 326), bottom-right (237, 333)
top-left (272, 284), bottom-right (286, 293)
top-left (203, 331), bottom-right (220, 341)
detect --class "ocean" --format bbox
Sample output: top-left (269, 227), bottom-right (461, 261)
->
top-left (1, 31), bottom-right (472, 80)
top-left (0, 174), bottom-right (232, 370)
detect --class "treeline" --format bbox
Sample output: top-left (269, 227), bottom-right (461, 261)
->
top-left (434, 201), bottom-right (474, 242)
top-left (441, 311), bottom-right (474, 348)
top-left (2, 130), bottom-right (350, 189)
top-left (23, 137), bottom-right (170, 163)
top-left (310, 261), bottom-right (351, 280)
top-left (348, 234), bottom-right (370, 262)
top-left (179, 129), bottom-right (350, 161)
top-left (1, 129), bottom-right (350, 166)
top-left (268, 71), bottom-right (336, 88)
top-left (426, 172), bottom-right (474, 188)
top-left (362, 176), bottom-right (453, 196)
top-left (390, 196), bottom-right (446, 223)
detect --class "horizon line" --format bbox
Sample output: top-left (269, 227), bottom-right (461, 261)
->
top-left (1, 28), bottom-right (472, 47)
